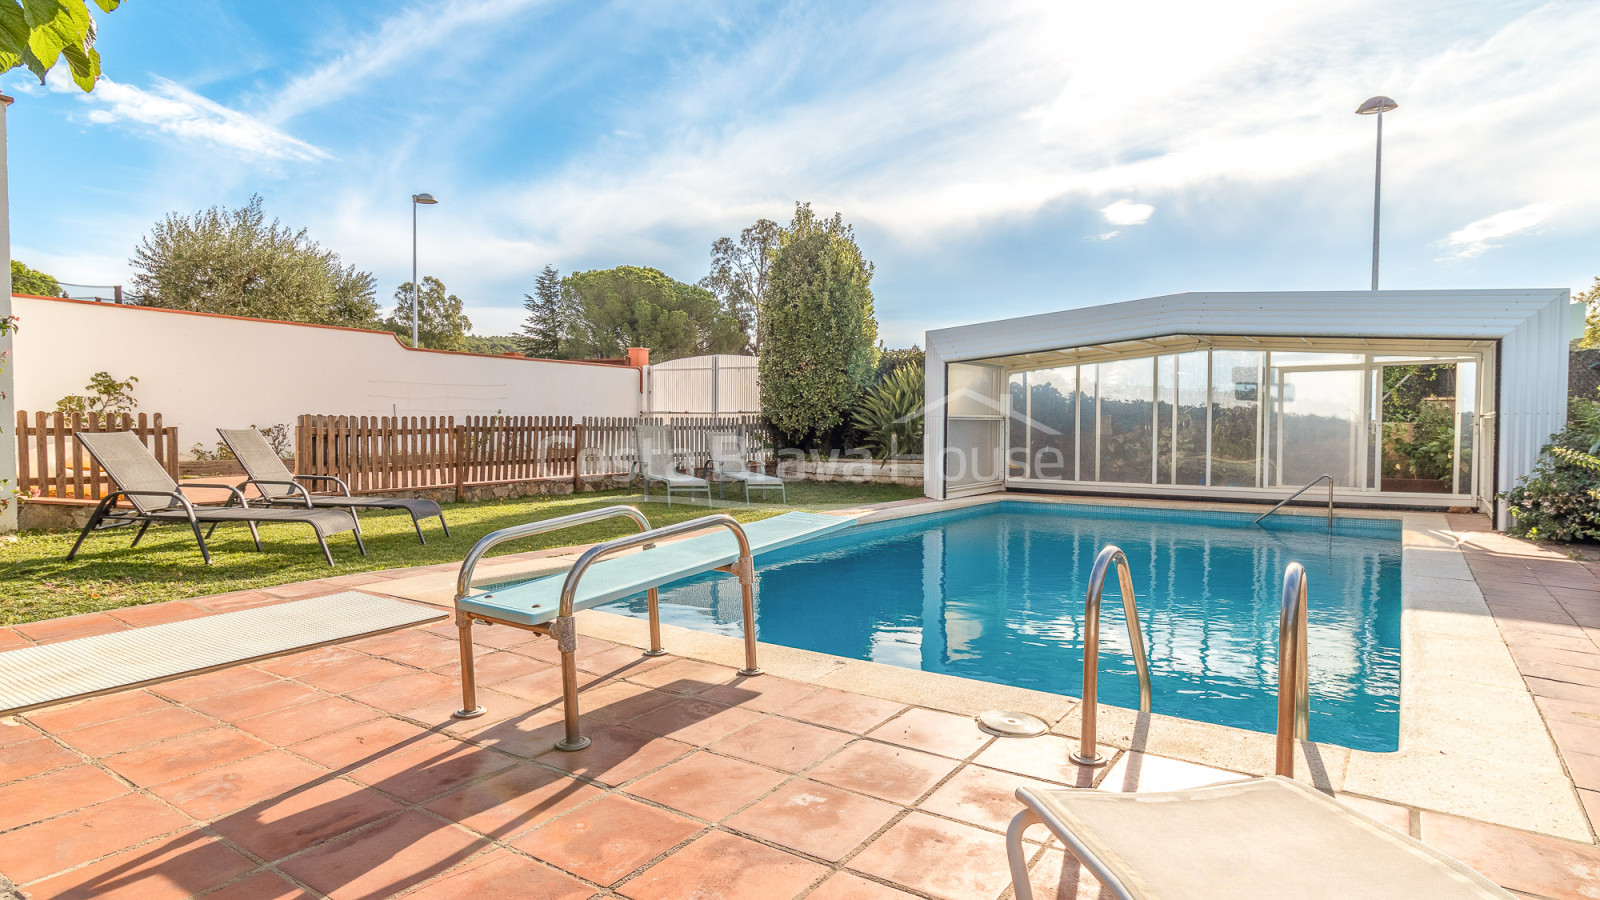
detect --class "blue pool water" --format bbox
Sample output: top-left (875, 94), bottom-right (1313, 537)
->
top-left (599, 502), bottom-right (1403, 752)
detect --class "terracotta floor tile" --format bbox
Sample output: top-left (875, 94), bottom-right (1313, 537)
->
top-left (626, 750), bottom-right (788, 821)
top-left (618, 830), bottom-right (826, 900)
top-left (288, 717), bottom-right (445, 770)
top-left (149, 750), bottom-right (331, 819)
top-left (103, 726), bottom-right (272, 787)
top-left (1335, 793), bottom-right (1413, 834)
top-left (577, 643), bottom-right (677, 678)
top-left (0, 716), bottom-right (37, 747)
top-left (453, 650), bottom-right (554, 686)
top-left (709, 716), bottom-right (852, 773)
top-left (869, 708), bottom-right (991, 759)
top-left (493, 666), bottom-right (606, 704)
top-left (453, 705), bottom-right (572, 758)
top-left (697, 674), bottom-right (820, 713)
top-left (351, 740), bottom-right (517, 803)
top-left (728, 778), bottom-right (898, 862)
top-left (425, 764), bottom-right (604, 838)
top-left (0, 737), bottom-right (81, 782)
top-left (0, 626), bottom-right (33, 651)
top-left (235, 696), bottom-right (383, 747)
top-left (211, 778), bottom-right (405, 861)
top-left (374, 635), bottom-right (462, 670)
top-left (60, 706), bottom-right (215, 757)
top-left (261, 579), bottom-right (345, 600)
top-left (1025, 848), bottom-right (1114, 900)
top-left (148, 666), bottom-right (281, 704)
top-left (464, 622), bottom-right (542, 650)
top-left (12, 613), bottom-right (130, 644)
top-left (344, 671), bottom-right (460, 714)
top-left (25, 690), bottom-right (171, 733)
top-left (399, 687), bottom-right (530, 732)
top-left (401, 847), bottom-right (596, 900)
top-left (256, 645), bottom-right (368, 678)
top-left (191, 590), bottom-right (283, 612)
top-left (277, 809), bottom-right (486, 900)
top-left (536, 725), bottom-right (693, 786)
top-left (0, 793), bottom-right (190, 884)
top-left (624, 657), bottom-right (738, 694)
top-left (807, 872), bottom-right (923, 900)
top-left (512, 793), bottom-right (702, 886)
top-left (920, 764), bottom-right (1073, 833)
top-left (808, 740), bottom-right (960, 805)
top-left (849, 812), bottom-right (1014, 900)
top-left (0, 764), bottom-right (129, 832)
top-left (1581, 789), bottom-right (1600, 834)
top-left (1420, 811), bottom-right (1600, 900)
top-left (519, 634), bottom-right (620, 666)
top-left (200, 871), bottom-right (316, 900)
top-left (626, 697), bottom-right (766, 746)
top-left (20, 830), bottom-right (255, 900)
top-left (105, 600), bottom-right (211, 628)
top-left (342, 628), bottom-right (450, 658)
top-left (188, 680), bottom-right (327, 722)
top-left (781, 689), bottom-right (904, 733)
top-left (575, 682), bottom-right (681, 725)
top-left (972, 735), bottom-right (1102, 787)
top-left (293, 655), bottom-right (414, 694)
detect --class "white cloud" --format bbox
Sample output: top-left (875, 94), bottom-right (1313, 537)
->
top-left (1101, 200), bottom-right (1154, 226)
top-left (1089, 231), bottom-right (1121, 241)
top-left (84, 78), bottom-right (327, 162)
top-left (1443, 202), bottom-right (1560, 259)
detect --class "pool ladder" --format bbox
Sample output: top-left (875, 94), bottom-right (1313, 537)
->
top-left (1074, 546), bottom-right (1311, 778)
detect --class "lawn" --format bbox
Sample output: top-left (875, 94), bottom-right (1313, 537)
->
top-left (0, 481), bottom-right (921, 625)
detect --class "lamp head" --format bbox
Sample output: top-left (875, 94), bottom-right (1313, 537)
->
top-left (1355, 96), bottom-right (1398, 115)
top-left (412, 193), bottom-right (438, 205)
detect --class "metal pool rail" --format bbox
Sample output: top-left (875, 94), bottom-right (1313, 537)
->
top-left (1072, 545), bottom-right (1153, 767)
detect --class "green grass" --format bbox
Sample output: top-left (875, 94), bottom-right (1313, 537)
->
top-left (0, 482), bottom-right (920, 625)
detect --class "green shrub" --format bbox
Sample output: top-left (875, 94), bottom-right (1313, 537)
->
top-left (1504, 396), bottom-right (1600, 542)
top-left (851, 363), bottom-right (923, 458)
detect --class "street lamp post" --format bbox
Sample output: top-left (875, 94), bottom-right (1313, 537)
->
top-left (411, 192), bottom-right (438, 348)
top-left (1355, 96), bottom-right (1398, 291)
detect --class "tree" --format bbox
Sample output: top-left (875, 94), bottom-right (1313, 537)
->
top-left (519, 264), bottom-right (569, 358)
top-left (1, 0), bottom-right (120, 91)
top-left (700, 218), bottom-right (779, 353)
top-left (131, 195), bottom-right (381, 328)
top-left (1577, 278), bottom-right (1600, 348)
top-left (387, 277), bottom-right (472, 351)
top-left (564, 265), bottom-right (743, 362)
top-left (11, 259), bottom-right (63, 296)
top-left (759, 203), bottom-right (879, 447)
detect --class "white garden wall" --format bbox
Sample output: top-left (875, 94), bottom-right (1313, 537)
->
top-left (10, 295), bottom-right (645, 456)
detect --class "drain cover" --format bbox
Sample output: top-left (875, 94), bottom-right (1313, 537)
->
top-left (976, 709), bottom-right (1047, 737)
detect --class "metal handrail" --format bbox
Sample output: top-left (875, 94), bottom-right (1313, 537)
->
top-left (1072, 545), bottom-right (1153, 767)
top-left (1275, 562), bottom-right (1310, 777)
top-left (1254, 473), bottom-right (1333, 529)
top-left (452, 506), bottom-right (656, 723)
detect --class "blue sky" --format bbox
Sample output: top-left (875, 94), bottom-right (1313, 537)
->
top-left (5, 0), bottom-right (1597, 346)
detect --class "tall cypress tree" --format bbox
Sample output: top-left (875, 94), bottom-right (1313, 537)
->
top-left (519, 264), bottom-right (566, 357)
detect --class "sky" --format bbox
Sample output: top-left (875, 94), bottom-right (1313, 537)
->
top-left (5, 0), bottom-right (1598, 347)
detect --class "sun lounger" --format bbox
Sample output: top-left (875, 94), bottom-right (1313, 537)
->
top-left (635, 424), bottom-right (710, 505)
top-left (68, 431), bottom-right (362, 566)
top-left (218, 428), bottom-right (448, 544)
top-left (708, 432), bottom-right (785, 504)
top-left (1006, 776), bottom-right (1512, 900)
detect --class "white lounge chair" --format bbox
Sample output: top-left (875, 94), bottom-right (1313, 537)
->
top-left (635, 424), bottom-right (710, 506)
top-left (708, 432), bottom-right (786, 504)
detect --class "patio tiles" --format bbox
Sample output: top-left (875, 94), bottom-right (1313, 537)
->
top-left (868, 707), bottom-right (992, 759)
top-left (625, 695), bottom-right (766, 745)
top-left (564, 679), bottom-right (675, 725)
top-left (919, 763), bottom-right (1072, 833)
top-left (808, 739), bottom-right (962, 805)
top-left (149, 750), bottom-right (331, 819)
top-left (807, 872), bottom-right (923, 900)
top-left (625, 750), bottom-right (788, 822)
top-left (211, 778), bottom-right (405, 861)
top-left (293, 655), bottom-right (415, 693)
top-left (0, 626), bottom-right (32, 651)
top-left (424, 764), bottom-right (604, 839)
top-left (21, 830), bottom-right (256, 900)
top-left (1025, 849), bottom-right (1114, 900)
top-left (511, 793), bottom-right (703, 886)
top-left (255, 645), bottom-right (368, 678)
top-left (203, 870), bottom-right (315, 899)
top-left (726, 778), bottom-right (899, 861)
top-left (535, 725), bottom-right (694, 786)
top-left (0, 736), bottom-right (81, 781)
top-left (399, 847), bottom-right (596, 900)
top-left (576, 643), bottom-right (678, 678)
top-left (848, 811), bottom-right (1014, 900)
top-left (191, 590), bottom-right (286, 613)
top-left (709, 715), bottom-right (853, 773)
top-left (105, 600), bottom-right (211, 628)
top-left (58, 705), bottom-right (215, 757)
top-left (276, 809), bottom-right (486, 900)
top-left (368, 634), bottom-right (462, 671)
top-left (287, 717), bottom-right (446, 770)
top-left (781, 688), bottom-right (904, 733)
top-left (236, 696), bottom-right (383, 746)
top-left (101, 726), bottom-right (272, 787)
top-left (148, 665), bottom-right (281, 703)
top-left (1419, 811), bottom-right (1600, 900)
top-left (697, 673), bottom-right (821, 713)
top-left (187, 679), bottom-right (327, 721)
top-left (0, 792), bottom-right (189, 884)
top-left (1336, 792), bottom-right (1415, 834)
top-left (616, 830), bottom-right (827, 900)
top-left (492, 665), bottom-right (607, 702)
top-left (1099, 751), bottom-right (1242, 793)
top-left (11, 611), bottom-right (130, 644)
top-left (343, 671), bottom-right (460, 713)
top-left (447, 649), bottom-right (553, 685)
top-left (625, 657), bottom-right (743, 694)
top-left (0, 764), bottom-right (128, 831)
top-left (348, 740), bottom-right (519, 804)
top-left (972, 734), bottom-right (1104, 788)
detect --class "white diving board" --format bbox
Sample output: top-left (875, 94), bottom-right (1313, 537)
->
top-left (459, 511), bottom-right (856, 627)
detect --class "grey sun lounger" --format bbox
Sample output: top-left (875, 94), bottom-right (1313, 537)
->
top-left (218, 428), bottom-right (448, 545)
top-left (708, 433), bottom-right (785, 504)
top-left (1006, 776), bottom-right (1512, 900)
top-left (68, 431), bottom-right (363, 567)
top-left (635, 424), bottom-right (710, 506)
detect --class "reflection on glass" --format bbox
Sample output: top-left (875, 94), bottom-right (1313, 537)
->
top-left (1157, 355), bottom-right (1175, 483)
top-left (1275, 368), bottom-right (1364, 487)
top-left (1379, 363), bottom-right (1456, 493)
top-left (948, 364), bottom-right (1002, 417)
top-left (947, 419), bottom-right (1004, 488)
top-left (1210, 350), bottom-right (1261, 487)
top-left (1175, 351), bottom-right (1208, 485)
top-left (1008, 374), bottom-right (1028, 478)
top-left (1081, 364), bottom-right (1099, 480)
top-left (1098, 357), bottom-right (1155, 483)
top-left (1029, 368), bottom-right (1076, 480)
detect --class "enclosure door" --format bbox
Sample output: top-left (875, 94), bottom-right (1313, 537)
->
top-left (1376, 363), bottom-right (1461, 494)
top-left (1271, 367), bottom-right (1366, 488)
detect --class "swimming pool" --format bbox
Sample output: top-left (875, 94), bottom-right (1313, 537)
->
top-left (598, 501), bottom-right (1404, 752)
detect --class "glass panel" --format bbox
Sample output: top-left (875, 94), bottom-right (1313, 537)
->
top-left (1097, 357), bottom-right (1155, 484)
top-left (946, 419), bottom-right (1004, 488)
top-left (1271, 351), bottom-right (1365, 368)
top-left (1080, 364), bottom-right (1098, 480)
top-left (1174, 351), bottom-right (1208, 485)
top-left (1007, 373), bottom-right (1027, 478)
top-left (1210, 350), bottom-right (1261, 487)
top-left (948, 364), bottom-right (1003, 418)
top-left (1027, 367), bottom-right (1076, 480)
top-left (1156, 355), bottom-right (1175, 483)
top-left (1275, 368), bottom-right (1364, 487)
top-left (1457, 361), bottom-right (1476, 496)
top-left (1379, 363), bottom-right (1456, 493)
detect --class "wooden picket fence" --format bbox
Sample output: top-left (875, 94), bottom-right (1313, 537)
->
top-left (295, 413), bottom-right (771, 498)
top-left (14, 411), bottom-right (180, 501)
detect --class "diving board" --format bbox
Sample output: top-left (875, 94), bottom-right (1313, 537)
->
top-left (459, 510), bottom-right (855, 626)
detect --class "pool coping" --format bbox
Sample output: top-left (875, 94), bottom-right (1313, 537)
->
top-left (384, 493), bottom-right (1590, 840)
